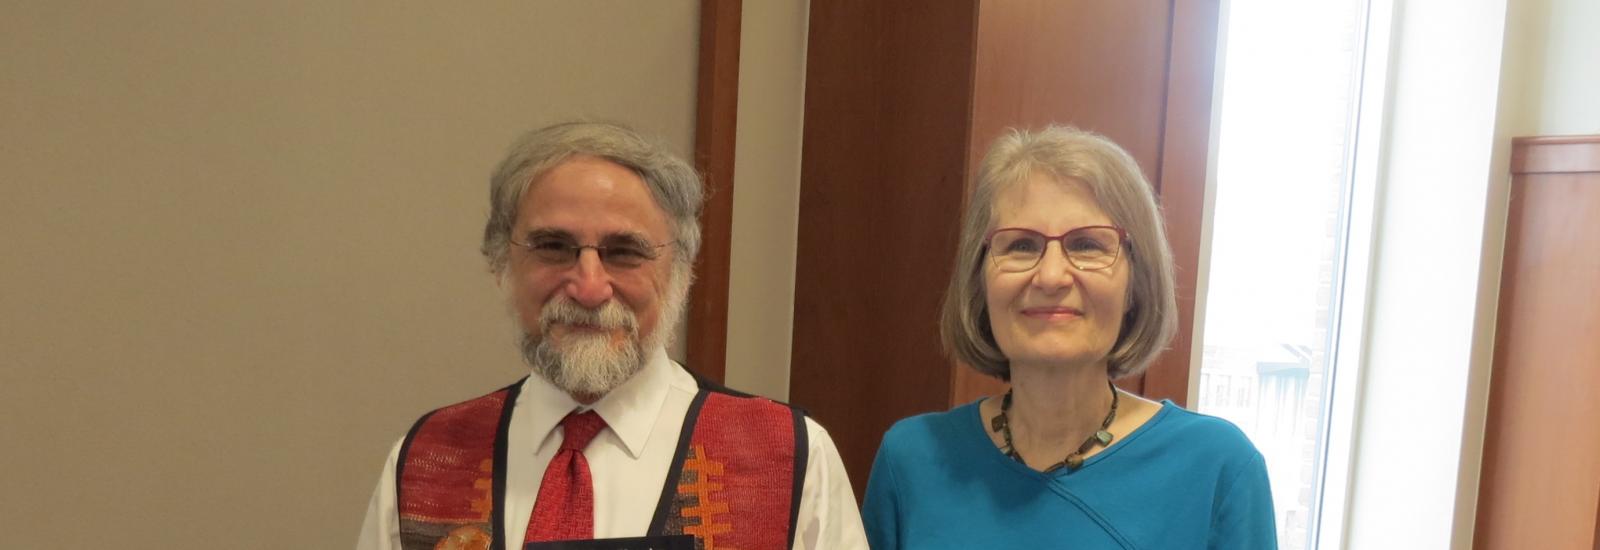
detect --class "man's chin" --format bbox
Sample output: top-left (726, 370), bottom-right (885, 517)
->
top-left (547, 327), bottom-right (631, 349)
top-left (524, 333), bottom-right (644, 399)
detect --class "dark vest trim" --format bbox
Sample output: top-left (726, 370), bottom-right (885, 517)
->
top-left (395, 378), bottom-right (523, 550)
top-left (675, 362), bottom-right (806, 546)
top-left (684, 366), bottom-right (752, 397)
top-left (786, 407), bottom-right (808, 549)
top-left (682, 367), bottom-right (809, 414)
top-left (646, 389), bottom-right (709, 535)
top-left (488, 378), bottom-right (524, 550)
top-left (677, 365), bottom-right (810, 549)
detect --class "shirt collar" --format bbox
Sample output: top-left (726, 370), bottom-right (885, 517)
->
top-left (517, 345), bottom-right (680, 459)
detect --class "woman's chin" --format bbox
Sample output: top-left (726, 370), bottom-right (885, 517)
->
top-left (1007, 348), bottom-right (1111, 372)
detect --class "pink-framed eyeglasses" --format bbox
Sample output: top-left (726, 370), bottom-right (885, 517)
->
top-left (983, 225), bottom-right (1129, 272)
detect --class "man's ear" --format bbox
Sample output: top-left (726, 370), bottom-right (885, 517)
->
top-left (493, 269), bottom-right (510, 293)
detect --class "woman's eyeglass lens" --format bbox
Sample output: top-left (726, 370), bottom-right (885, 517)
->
top-left (987, 226), bottom-right (1124, 272)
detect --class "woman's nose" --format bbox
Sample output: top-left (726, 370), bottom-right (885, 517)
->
top-left (1030, 244), bottom-right (1078, 292)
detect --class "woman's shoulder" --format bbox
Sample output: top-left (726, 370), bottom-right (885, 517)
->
top-left (879, 400), bottom-right (987, 453)
top-left (1141, 402), bottom-right (1264, 464)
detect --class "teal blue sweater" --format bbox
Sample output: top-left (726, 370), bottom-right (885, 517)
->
top-left (862, 400), bottom-right (1277, 549)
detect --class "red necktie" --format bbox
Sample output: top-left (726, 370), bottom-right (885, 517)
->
top-left (525, 410), bottom-right (608, 542)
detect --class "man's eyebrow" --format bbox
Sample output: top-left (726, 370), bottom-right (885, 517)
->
top-left (600, 231), bottom-right (654, 246)
top-left (521, 228), bottom-right (573, 241)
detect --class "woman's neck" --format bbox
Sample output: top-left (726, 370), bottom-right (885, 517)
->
top-left (1005, 361), bottom-right (1115, 458)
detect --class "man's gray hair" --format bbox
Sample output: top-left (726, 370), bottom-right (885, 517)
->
top-left (939, 126), bottom-right (1179, 380)
top-left (481, 121), bottom-right (705, 276)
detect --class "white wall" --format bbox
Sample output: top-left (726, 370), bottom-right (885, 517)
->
top-left (1342, 0), bottom-right (1510, 547)
top-left (1344, 0), bottom-right (1598, 547)
top-left (1450, 0), bottom-right (1600, 546)
top-left (1513, 0), bottom-right (1600, 136)
top-left (0, 2), bottom-right (698, 547)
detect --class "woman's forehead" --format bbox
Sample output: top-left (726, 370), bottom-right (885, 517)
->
top-left (991, 174), bottom-right (1109, 225)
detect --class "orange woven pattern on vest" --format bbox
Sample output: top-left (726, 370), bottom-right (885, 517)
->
top-left (665, 393), bottom-right (796, 550)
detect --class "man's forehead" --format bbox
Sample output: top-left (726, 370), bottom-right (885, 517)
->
top-left (514, 209), bottom-right (668, 241)
top-left (514, 158), bottom-right (671, 238)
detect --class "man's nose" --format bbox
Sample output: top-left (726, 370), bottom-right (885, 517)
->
top-left (564, 249), bottom-right (615, 308)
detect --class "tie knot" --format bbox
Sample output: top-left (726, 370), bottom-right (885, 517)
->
top-left (558, 410), bottom-right (606, 452)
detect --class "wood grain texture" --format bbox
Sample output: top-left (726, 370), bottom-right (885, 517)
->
top-left (950, 0), bottom-right (1219, 406)
top-left (1511, 135), bottom-right (1600, 174)
top-left (953, 0), bottom-right (1173, 406)
top-left (966, 0), bottom-right (1172, 180)
top-left (1474, 136), bottom-right (1600, 550)
top-left (686, 0), bottom-right (742, 383)
top-left (791, 0), bottom-right (980, 493)
top-left (1141, 0), bottom-right (1222, 406)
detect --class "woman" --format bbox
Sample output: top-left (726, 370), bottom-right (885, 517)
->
top-left (862, 127), bottom-right (1276, 549)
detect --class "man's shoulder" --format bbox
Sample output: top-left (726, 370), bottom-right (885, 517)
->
top-left (677, 364), bottom-right (808, 416)
top-left (399, 378), bottom-right (527, 449)
top-left (412, 379), bottom-right (525, 420)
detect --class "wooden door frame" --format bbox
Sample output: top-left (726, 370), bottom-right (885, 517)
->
top-left (1137, 0), bottom-right (1222, 405)
top-left (686, 0), bottom-right (742, 383)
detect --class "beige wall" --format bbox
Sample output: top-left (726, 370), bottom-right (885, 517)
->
top-left (0, 2), bottom-right (698, 547)
top-left (724, 0), bottom-right (809, 400)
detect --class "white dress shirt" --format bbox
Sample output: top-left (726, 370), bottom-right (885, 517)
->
top-left (356, 347), bottom-right (867, 550)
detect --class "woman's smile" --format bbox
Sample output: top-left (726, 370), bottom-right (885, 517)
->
top-left (1020, 306), bottom-right (1084, 321)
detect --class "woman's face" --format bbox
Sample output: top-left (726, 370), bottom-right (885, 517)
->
top-left (985, 173), bottom-right (1131, 371)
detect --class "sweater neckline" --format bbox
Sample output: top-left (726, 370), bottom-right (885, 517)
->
top-left (962, 397), bottom-right (1176, 478)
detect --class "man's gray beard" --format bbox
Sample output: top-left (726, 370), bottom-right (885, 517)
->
top-left (521, 299), bottom-right (642, 398)
top-left (518, 270), bottom-right (687, 398)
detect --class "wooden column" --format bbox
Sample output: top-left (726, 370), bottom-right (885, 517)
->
top-left (791, 0), bottom-right (981, 489)
top-left (1474, 136), bottom-right (1600, 550)
top-left (686, 0), bottom-right (742, 383)
top-left (1142, 0), bottom-right (1222, 404)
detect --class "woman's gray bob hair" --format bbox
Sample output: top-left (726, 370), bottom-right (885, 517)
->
top-left (940, 126), bottom-right (1178, 380)
top-left (481, 121), bottom-right (705, 276)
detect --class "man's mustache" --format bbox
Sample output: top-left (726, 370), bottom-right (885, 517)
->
top-left (538, 298), bottom-right (639, 335)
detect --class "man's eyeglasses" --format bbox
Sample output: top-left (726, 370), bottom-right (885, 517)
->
top-left (984, 226), bottom-right (1128, 273)
top-left (511, 233), bottom-right (674, 269)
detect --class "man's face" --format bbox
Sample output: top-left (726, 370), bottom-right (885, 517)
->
top-left (501, 155), bottom-right (678, 398)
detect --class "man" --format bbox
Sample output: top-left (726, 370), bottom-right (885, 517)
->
top-left (357, 122), bottom-right (866, 549)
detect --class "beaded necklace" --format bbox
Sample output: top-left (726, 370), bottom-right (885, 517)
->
top-left (991, 380), bottom-right (1119, 472)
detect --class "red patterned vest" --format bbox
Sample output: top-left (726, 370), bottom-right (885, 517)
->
top-left (394, 376), bottom-right (805, 550)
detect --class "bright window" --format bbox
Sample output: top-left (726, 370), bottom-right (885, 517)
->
top-left (1195, 0), bottom-right (1387, 548)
